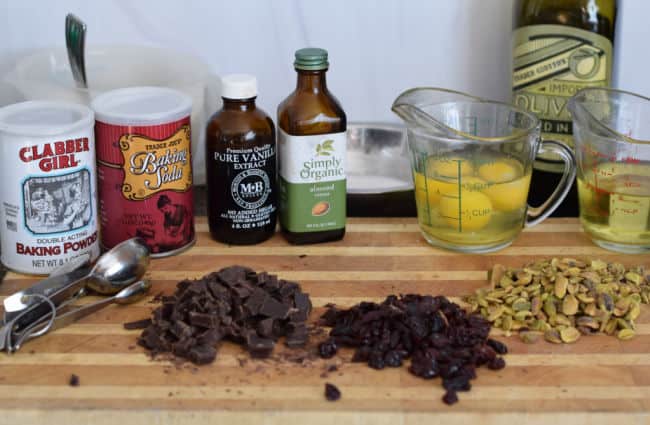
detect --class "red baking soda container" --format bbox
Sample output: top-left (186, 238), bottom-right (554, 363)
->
top-left (92, 87), bottom-right (195, 256)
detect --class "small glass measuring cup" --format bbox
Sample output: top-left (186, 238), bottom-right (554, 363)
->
top-left (392, 88), bottom-right (576, 253)
top-left (569, 88), bottom-right (650, 253)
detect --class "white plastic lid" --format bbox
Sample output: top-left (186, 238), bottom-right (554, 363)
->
top-left (0, 100), bottom-right (94, 137)
top-left (91, 86), bottom-right (192, 126)
top-left (221, 74), bottom-right (257, 99)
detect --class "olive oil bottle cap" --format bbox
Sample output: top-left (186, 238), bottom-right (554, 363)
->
top-left (294, 48), bottom-right (329, 70)
top-left (221, 74), bottom-right (257, 99)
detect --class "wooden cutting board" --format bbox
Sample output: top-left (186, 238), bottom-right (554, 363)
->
top-left (0, 217), bottom-right (649, 425)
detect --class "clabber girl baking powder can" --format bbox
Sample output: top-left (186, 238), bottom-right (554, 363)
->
top-left (0, 101), bottom-right (99, 274)
top-left (91, 87), bottom-right (195, 257)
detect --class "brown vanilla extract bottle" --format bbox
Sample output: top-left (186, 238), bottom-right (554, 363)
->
top-left (205, 74), bottom-right (276, 245)
top-left (278, 48), bottom-right (347, 244)
top-left (512, 0), bottom-right (617, 216)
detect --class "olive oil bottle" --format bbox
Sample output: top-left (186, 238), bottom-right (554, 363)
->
top-left (512, 0), bottom-right (617, 215)
top-left (277, 48), bottom-right (347, 244)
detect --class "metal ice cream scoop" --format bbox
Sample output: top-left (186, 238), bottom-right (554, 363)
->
top-left (0, 238), bottom-right (149, 352)
top-left (3, 238), bottom-right (150, 316)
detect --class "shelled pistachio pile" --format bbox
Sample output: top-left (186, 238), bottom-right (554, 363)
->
top-left (464, 258), bottom-right (649, 344)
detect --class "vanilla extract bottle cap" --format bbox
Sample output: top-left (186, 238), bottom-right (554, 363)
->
top-left (221, 74), bottom-right (258, 100)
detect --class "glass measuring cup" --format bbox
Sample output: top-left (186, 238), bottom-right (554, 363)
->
top-left (568, 88), bottom-right (650, 253)
top-left (392, 88), bottom-right (576, 253)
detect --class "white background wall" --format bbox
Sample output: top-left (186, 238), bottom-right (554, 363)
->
top-left (0, 0), bottom-right (647, 184)
top-left (2, 0), bottom-right (647, 122)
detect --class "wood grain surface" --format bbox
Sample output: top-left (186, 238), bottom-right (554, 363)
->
top-left (1, 217), bottom-right (649, 425)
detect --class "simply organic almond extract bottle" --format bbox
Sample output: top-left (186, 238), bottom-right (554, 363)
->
top-left (278, 48), bottom-right (347, 244)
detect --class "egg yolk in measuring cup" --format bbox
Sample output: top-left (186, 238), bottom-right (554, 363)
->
top-left (478, 159), bottom-right (530, 212)
top-left (457, 176), bottom-right (489, 193)
top-left (414, 155), bottom-right (531, 236)
top-left (439, 189), bottom-right (493, 231)
top-left (483, 174), bottom-right (531, 211)
top-left (412, 151), bottom-right (533, 247)
top-left (478, 161), bottom-right (520, 182)
top-left (414, 157), bottom-right (476, 207)
top-left (414, 172), bottom-right (440, 207)
top-left (414, 172), bottom-right (487, 209)
top-left (427, 156), bottom-right (475, 178)
top-left (435, 175), bottom-right (490, 198)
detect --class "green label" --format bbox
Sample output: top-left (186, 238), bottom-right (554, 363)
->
top-left (513, 25), bottom-right (612, 167)
top-left (278, 129), bottom-right (346, 233)
top-left (279, 177), bottom-right (346, 232)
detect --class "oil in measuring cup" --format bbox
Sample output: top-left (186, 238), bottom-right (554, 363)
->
top-left (413, 153), bottom-right (532, 247)
top-left (577, 160), bottom-right (650, 248)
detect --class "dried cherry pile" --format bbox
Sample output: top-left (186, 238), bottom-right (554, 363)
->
top-left (318, 294), bottom-right (507, 405)
top-left (137, 266), bottom-right (312, 364)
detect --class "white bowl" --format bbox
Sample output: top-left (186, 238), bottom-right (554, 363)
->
top-left (4, 45), bottom-right (221, 184)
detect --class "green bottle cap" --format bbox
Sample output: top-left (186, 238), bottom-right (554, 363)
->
top-left (294, 48), bottom-right (329, 70)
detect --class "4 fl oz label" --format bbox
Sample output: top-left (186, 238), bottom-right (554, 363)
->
top-left (207, 143), bottom-right (277, 239)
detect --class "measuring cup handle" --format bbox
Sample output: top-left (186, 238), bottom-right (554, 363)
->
top-left (525, 139), bottom-right (577, 227)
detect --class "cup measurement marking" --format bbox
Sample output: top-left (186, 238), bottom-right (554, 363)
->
top-left (438, 159), bottom-right (464, 233)
top-left (580, 144), bottom-right (645, 218)
top-left (419, 152), bottom-right (433, 227)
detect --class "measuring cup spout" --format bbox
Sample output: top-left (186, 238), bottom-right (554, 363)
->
top-left (568, 88), bottom-right (641, 142)
top-left (567, 91), bottom-right (604, 139)
top-left (391, 87), bottom-right (483, 136)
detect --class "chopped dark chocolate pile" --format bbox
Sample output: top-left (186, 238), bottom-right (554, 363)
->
top-left (136, 266), bottom-right (312, 365)
top-left (317, 294), bottom-right (507, 405)
top-left (123, 318), bottom-right (152, 330)
top-left (324, 383), bottom-right (341, 401)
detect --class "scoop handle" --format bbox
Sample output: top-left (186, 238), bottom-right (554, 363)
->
top-left (65, 14), bottom-right (88, 88)
top-left (10, 295), bottom-right (114, 352)
top-left (4, 266), bottom-right (91, 314)
top-left (52, 297), bottom-right (116, 331)
top-left (11, 281), bottom-right (150, 352)
top-left (525, 140), bottom-right (577, 227)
